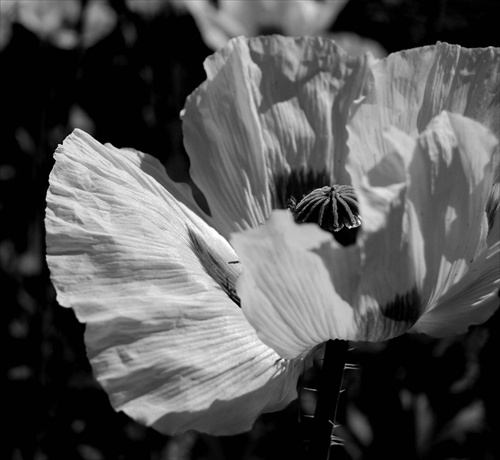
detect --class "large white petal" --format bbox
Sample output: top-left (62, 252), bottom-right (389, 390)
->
top-left (231, 211), bottom-right (357, 359)
top-left (182, 35), bottom-right (371, 238)
top-left (46, 129), bottom-right (302, 435)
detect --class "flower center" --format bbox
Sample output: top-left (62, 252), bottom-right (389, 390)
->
top-left (288, 185), bottom-right (361, 246)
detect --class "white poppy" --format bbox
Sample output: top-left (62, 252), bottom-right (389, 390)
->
top-left (46, 36), bottom-right (499, 436)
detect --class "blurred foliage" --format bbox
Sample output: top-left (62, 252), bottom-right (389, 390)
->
top-left (2, 1), bottom-right (499, 459)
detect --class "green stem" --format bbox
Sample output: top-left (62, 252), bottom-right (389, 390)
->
top-left (308, 339), bottom-right (348, 460)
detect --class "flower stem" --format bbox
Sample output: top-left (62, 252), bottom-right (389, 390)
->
top-left (308, 339), bottom-right (348, 460)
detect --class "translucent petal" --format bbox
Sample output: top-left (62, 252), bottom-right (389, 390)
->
top-left (182, 35), bottom-right (371, 238)
top-left (46, 129), bottom-right (301, 435)
top-left (231, 211), bottom-right (357, 359)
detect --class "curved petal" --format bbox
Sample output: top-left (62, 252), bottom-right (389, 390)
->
top-left (348, 43), bottom-right (500, 176)
top-left (182, 35), bottom-right (371, 238)
top-left (231, 211), bottom-right (357, 359)
top-left (45, 129), bottom-right (301, 435)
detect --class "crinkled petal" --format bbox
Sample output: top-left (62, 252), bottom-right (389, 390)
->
top-left (45, 129), bottom-right (301, 435)
top-left (182, 35), bottom-right (371, 238)
top-left (348, 43), bottom-right (500, 175)
top-left (231, 211), bottom-right (357, 359)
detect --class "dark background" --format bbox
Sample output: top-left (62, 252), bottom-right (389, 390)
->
top-left (2, 1), bottom-right (499, 459)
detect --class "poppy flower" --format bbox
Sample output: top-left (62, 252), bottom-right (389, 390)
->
top-left (221, 39), bottom-right (500, 358)
top-left (46, 36), bottom-right (499, 435)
